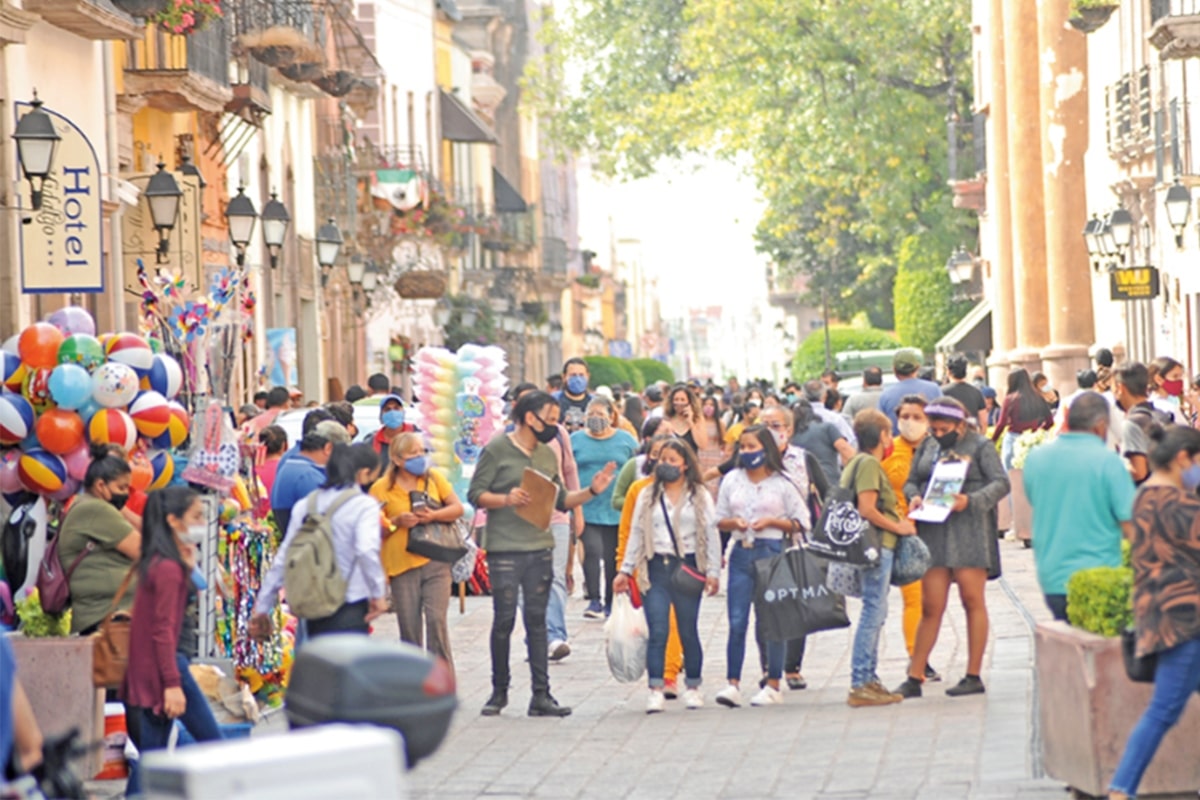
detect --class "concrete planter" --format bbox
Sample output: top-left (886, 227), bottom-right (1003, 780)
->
top-left (1036, 621), bottom-right (1200, 798)
top-left (9, 634), bottom-right (105, 777)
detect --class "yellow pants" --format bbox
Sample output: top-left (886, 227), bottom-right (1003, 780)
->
top-left (900, 580), bottom-right (922, 656)
top-left (664, 607), bottom-right (683, 683)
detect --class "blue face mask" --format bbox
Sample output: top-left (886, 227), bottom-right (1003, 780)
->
top-left (566, 375), bottom-right (588, 395)
top-left (739, 450), bottom-right (767, 470)
top-left (1183, 463), bottom-right (1200, 491)
top-left (381, 409), bottom-right (406, 430)
top-left (404, 456), bottom-right (429, 476)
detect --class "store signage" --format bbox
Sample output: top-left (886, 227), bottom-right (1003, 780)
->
top-left (17, 103), bottom-right (103, 293)
top-left (121, 172), bottom-right (204, 297)
top-left (1109, 267), bottom-right (1160, 301)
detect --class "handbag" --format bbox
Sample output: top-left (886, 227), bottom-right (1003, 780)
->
top-left (754, 548), bottom-right (851, 640)
top-left (406, 477), bottom-right (470, 563)
top-left (1121, 626), bottom-right (1157, 683)
top-left (660, 494), bottom-right (707, 597)
top-left (93, 567), bottom-right (136, 689)
top-left (808, 459), bottom-right (883, 565)
top-left (826, 561), bottom-right (864, 598)
top-left (891, 534), bottom-right (932, 587)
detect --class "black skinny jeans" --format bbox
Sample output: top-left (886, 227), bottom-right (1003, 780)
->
top-left (490, 549), bottom-right (553, 694)
top-left (581, 523), bottom-right (619, 609)
top-left (306, 599), bottom-right (370, 637)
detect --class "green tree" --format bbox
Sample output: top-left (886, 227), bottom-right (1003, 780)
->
top-left (583, 356), bottom-right (644, 390)
top-left (791, 325), bottom-right (900, 382)
top-left (893, 234), bottom-right (973, 353)
top-left (631, 358), bottom-right (675, 387)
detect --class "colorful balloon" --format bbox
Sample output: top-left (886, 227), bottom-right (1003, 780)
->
top-left (150, 401), bottom-right (189, 449)
top-left (22, 367), bottom-right (55, 414)
top-left (87, 408), bottom-right (137, 450)
top-left (148, 450), bottom-right (174, 490)
top-left (1, 352), bottom-right (21, 389)
top-left (57, 334), bottom-right (105, 371)
top-left (1, 335), bottom-right (17, 356)
top-left (129, 390), bottom-right (170, 438)
top-left (76, 398), bottom-right (100, 425)
top-left (17, 448), bottom-right (68, 494)
top-left (146, 354), bottom-right (183, 399)
top-left (91, 362), bottom-right (139, 409)
top-left (47, 363), bottom-right (93, 410)
top-left (17, 323), bottom-right (64, 369)
top-left (63, 443), bottom-right (91, 481)
top-left (2, 362), bottom-right (24, 393)
top-left (47, 477), bottom-right (80, 503)
top-left (0, 450), bottom-right (21, 494)
top-left (34, 409), bottom-right (85, 455)
top-left (105, 333), bottom-right (154, 376)
top-left (0, 392), bottom-right (35, 446)
top-left (46, 306), bottom-right (96, 337)
top-left (147, 337), bottom-right (165, 355)
top-left (129, 455), bottom-right (152, 491)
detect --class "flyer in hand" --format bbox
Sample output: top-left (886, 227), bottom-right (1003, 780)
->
top-left (908, 458), bottom-right (969, 523)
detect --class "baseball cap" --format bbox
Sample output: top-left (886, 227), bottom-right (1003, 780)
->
top-left (313, 419), bottom-right (351, 445)
top-left (644, 386), bottom-right (663, 402)
top-left (893, 348), bottom-right (924, 373)
top-left (380, 393), bottom-right (405, 410)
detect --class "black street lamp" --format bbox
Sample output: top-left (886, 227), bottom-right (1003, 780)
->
top-left (260, 192), bottom-right (290, 268)
top-left (12, 93), bottom-right (61, 213)
top-left (315, 217), bottom-right (343, 269)
top-left (347, 255), bottom-right (366, 286)
top-left (1082, 215), bottom-right (1103, 271)
top-left (144, 160), bottom-right (183, 264)
top-left (361, 261), bottom-right (380, 293)
top-left (224, 186), bottom-right (257, 267)
top-left (1165, 180), bottom-right (1191, 249)
top-left (945, 246), bottom-right (975, 286)
top-left (1108, 207), bottom-right (1133, 261)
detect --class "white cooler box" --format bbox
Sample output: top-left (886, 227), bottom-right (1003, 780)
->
top-left (141, 724), bottom-right (407, 799)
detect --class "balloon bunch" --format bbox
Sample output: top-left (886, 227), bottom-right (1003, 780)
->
top-left (0, 307), bottom-right (189, 506)
top-left (412, 344), bottom-right (508, 502)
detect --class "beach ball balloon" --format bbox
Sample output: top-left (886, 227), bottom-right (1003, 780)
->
top-left (48, 363), bottom-right (93, 411)
top-left (151, 401), bottom-right (189, 449)
top-left (57, 334), bottom-right (105, 371)
top-left (128, 455), bottom-right (152, 491)
top-left (129, 391), bottom-right (170, 438)
top-left (17, 449), bottom-right (68, 495)
top-left (18, 323), bottom-right (64, 369)
top-left (0, 393), bottom-right (35, 446)
top-left (46, 306), bottom-right (96, 337)
top-left (87, 408), bottom-right (137, 450)
top-left (146, 354), bottom-right (183, 399)
top-left (63, 443), bottom-right (91, 482)
top-left (1, 335), bottom-right (17, 356)
top-left (2, 362), bottom-right (25, 394)
top-left (91, 362), bottom-right (139, 409)
top-left (48, 477), bottom-right (80, 503)
top-left (22, 367), bottom-right (54, 414)
top-left (1, 352), bottom-right (21, 388)
top-left (34, 409), bottom-right (85, 455)
top-left (105, 333), bottom-right (154, 376)
top-left (148, 450), bottom-right (174, 490)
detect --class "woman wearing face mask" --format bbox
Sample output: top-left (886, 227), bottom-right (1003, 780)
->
top-left (370, 433), bottom-right (464, 670)
top-left (1148, 356), bottom-right (1187, 425)
top-left (714, 426), bottom-right (807, 708)
top-left (572, 397), bottom-right (639, 620)
top-left (615, 440), bottom-right (721, 712)
top-left (1108, 425), bottom-right (1200, 800)
top-left (895, 398), bottom-right (1010, 699)
top-left (882, 395), bottom-right (940, 682)
top-left (698, 394), bottom-right (726, 495)
top-left (120, 487), bottom-right (223, 797)
top-left (663, 384), bottom-right (708, 453)
top-left (252, 444), bottom-right (389, 638)
top-left (57, 444), bottom-right (139, 635)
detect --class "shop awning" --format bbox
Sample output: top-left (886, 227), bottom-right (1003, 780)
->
top-left (440, 89), bottom-right (497, 144)
top-left (493, 167), bottom-right (528, 213)
top-left (936, 298), bottom-right (993, 354)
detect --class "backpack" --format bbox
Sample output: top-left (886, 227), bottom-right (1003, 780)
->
top-left (283, 489), bottom-right (359, 620)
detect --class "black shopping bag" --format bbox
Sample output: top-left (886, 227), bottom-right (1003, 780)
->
top-left (754, 548), bottom-right (851, 641)
top-left (807, 460), bottom-right (882, 566)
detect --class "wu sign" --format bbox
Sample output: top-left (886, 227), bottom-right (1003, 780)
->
top-left (1110, 267), bottom-right (1161, 301)
top-left (16, 102), bottom-right (103, 293)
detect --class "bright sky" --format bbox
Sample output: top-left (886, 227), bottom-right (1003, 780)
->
top-left (575, 156), bottom-right (769, 318)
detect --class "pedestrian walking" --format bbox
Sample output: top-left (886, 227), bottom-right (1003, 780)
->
top-left (790, 399), bottom-right (854, 487)
top-left (842, 410), bottom-right (917, 707)
top-left (615, 440), bottom-right (720, 713)
top-left (714, 426), bottom-right (807, 708)
top-left (468, 391), bottom-right (616, 718)
top-left (942, 355), bottom-right (988, 431)
top-left (1109, 425), bottom-right (1200, 800)
top-left (1148, 356), bottom-right (1187, 424)
top-left (878, 349), bottom-right (941, 432)
top-left (841, 366), bottom-right (884, 421)
top-left (1114, 363), bottom-right (1173, 485)
top-left (895, 398), bottom-right (1009, 699)
top-left (991, 368), bottom-right (1054, 470)
top-left (556, 357), bottom-right (594, 433)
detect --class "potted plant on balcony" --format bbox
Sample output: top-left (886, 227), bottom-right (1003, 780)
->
top-left (1068, 0), bottom-right (1119, 33)
top-left (150, 0), bottom-right (222, 35)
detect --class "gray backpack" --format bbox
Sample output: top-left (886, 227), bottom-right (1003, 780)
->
top-left (283, 489), bottom-right (359, 620)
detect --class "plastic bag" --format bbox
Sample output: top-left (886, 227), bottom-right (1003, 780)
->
top-left (604, 594), bottom-right (648, 683)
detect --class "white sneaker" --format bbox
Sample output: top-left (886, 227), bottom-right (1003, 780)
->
top-left (715, 684), bottom-right (743, 708)
top-left (548, 640), bottom-right (571, 661)
top-left (683, 689), bottom-right (704, 709)
top-left (750, 685), bottom-right (783, 706)
top-left (646, 690), bottom-right (666, 714)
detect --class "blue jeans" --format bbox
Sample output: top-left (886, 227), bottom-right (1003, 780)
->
top-left (727, 539), bottom-right (784, 682)
top-left (1110, 637), bottom-right (1200, 795)
top-left (546, 522), bottom-right (571, 644)
top-left (644, 555), bottom-right (704, 688)
top-left (851, 547), bottom-right (896, 688)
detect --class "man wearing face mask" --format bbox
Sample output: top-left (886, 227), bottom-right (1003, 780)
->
top-left (555, 357), bottom-right (594, 433)
top-left (1024, 393), bottom-right (1136, 622)
top-left (270, 426), bottom-right (341, 535)
top-left (372, 394), bottom-right (415, 455)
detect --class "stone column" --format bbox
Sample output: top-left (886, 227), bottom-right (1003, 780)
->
top-left (986, 0), bottom-right (1018, 389)
top-left (1002, 0), bottom-right (1050, 373)
top-left (1037, 0), bottom-right (1095, 392)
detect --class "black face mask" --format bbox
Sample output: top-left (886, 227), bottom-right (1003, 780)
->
top-left (655, 463), bottom-right (682, 483)
top-left (933, 431), bottom-right (960, 451)
top-left (532, 419), bottom-right (559, 444)
top-left (108, 492), bottom-right (129, 511)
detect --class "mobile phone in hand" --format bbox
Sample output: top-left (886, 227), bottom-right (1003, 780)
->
top-left (409, 491), bottom-right (428, 511)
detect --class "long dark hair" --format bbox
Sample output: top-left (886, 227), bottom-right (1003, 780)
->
top-left (640, 434), bottom-right (676, 474)
top-left (321, 443), bottom-right (380, 489)
top-left (1006, 368), bottom-right (1050, 423)
top-left (701, 394), bottom-right (725, 442)
top-left (650, 439), bottom-right (705, 499)
top-left (731, 424), bottom-right (787, 475)
top-left (792, 398), bottom-right (816, 434)
top-left (511, 390), bottom-right (555, 426)
top-left (83, 443), bottom-right (132, 491)
top-left (138, 486), bottom-right (198, 580)
top-left (1147, 424), bottom-right (1200, 470)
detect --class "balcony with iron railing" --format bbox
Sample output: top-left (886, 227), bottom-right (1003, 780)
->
top-left (228, 0), bottom-right (325, 71)
top-left (1151, 0), bottom-right (1200, 59)
top-left (228, 55), bottom-right (271, 118)
top-left (23, 0), bottom-right (141, 40)
top-left (1106, 66), bottom-right (1154, 162)
top-left (948, 112), bottom-right (987, 212)
top-left (124, 17), bottom-right (232, 114)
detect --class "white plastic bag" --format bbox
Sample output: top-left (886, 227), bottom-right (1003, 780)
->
top-left (604, 594), bottom-right (648, 683)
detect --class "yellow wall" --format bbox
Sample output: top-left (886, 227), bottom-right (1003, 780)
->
top-left (435, 17), bottom-right (454, 191)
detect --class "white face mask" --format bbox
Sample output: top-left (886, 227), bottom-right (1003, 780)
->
top-left (183, 524), bottom-right (207, 545)
top-left (897, 419), bottom-right (928, 443)
top-left (772, 430), bottom-right (789, 449)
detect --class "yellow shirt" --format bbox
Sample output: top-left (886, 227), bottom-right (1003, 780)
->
top-left (882, 435), bottom-right (919, 517)
top-left (724, 421), bottom-right (745, 445)
top-left (370, 469), bottom-right (454, 577)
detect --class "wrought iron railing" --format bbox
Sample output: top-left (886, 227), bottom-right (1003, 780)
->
top-left (187, 17), bottom-right (229, 85)
top-left (948, 111), bottom-right (987, 182)
top-left (1152, 0), bottom-right (1200, 23)
top-left (126, 17), bottom-right (229, 86)
top-left (1106, 66), bottom-right (1153, 156)
top-left (226, 0), bottom-right (318, 39)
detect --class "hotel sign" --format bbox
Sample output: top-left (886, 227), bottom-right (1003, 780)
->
top-left (16, 102), bottom-right (103, 293)
top-left (1109, 267), bottom-right (1160, 301)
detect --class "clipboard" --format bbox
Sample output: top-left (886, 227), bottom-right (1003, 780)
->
top-left (908, 457), bottom-right (969, 523)
top-left (515, 467), bottom-right (557, 531)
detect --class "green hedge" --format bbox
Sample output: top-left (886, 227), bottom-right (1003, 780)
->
top-left (583, 356), bottom-right (645, 391)
top-left (791, 325), bottom-right (900, 382)
top-left (1066, 566), bottom-right (1133, 638)
top-left (630, 358), bottom-right (673, 388)
top-left (893, 235), bottom-right (972, 353)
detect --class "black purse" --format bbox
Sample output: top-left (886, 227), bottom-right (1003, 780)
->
top-left (660, 494), bottom-right (707, 597)
top-left (807, 459), bottom-right (882, 565)
top-left (1121, 626), bottom-right (1157, 683)
top-left (406, 478), bottom-right (470, 563)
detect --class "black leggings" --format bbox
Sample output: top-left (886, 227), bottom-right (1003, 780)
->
top-left (581, 523), bottom-right (619, 608)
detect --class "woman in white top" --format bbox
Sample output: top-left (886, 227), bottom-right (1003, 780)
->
top-left (714, 426), bottom-right (808, 708)
top-left (615, 440), bottom-right (720, 713)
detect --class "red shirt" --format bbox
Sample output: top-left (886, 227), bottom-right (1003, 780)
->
top-left (372, 425), bottom-right (413, 455)
top-left (120, 558), bottom-right (188, 713)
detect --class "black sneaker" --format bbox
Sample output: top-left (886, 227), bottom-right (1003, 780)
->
top-left (924, 664), bottom-right (942, 682)
top-left (481, 688), bottom-right (508, 716)
top-left (894, 677), bottom-right (923, 699)
top-left (529, 692), bottom-right (572, 717)
top-left (945, 676), bottom-right (986, 697)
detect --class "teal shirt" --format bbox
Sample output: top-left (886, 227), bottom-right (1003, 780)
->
top-left (1023, 432), bottom-right (1135, 595)
top-left (570, 430), bottom-right (637, 526)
